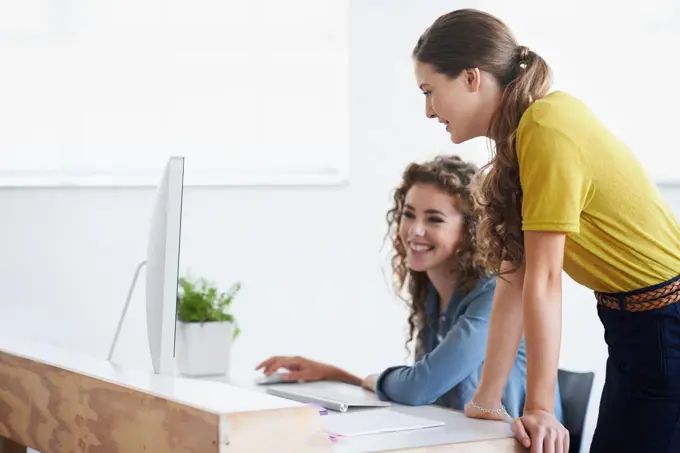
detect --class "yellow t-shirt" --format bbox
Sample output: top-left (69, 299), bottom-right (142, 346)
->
top-left (516, 91), bottom-right (680, 293)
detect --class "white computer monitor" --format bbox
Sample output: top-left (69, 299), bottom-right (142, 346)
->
top-left (107, 156), bottom-right (185, 376)
top-left (145, 156), bottom-right (185, 375)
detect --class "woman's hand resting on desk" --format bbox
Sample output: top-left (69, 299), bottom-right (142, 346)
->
top-left (255, 356), bottom-right (342, 383)
top-left (465, 399), bottom-right (569, 453)
top-left (510, 409), bottom-right (569, 453)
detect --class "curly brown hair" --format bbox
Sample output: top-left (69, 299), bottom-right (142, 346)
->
top-left (385, 155), bottom-right (487, 357)
top-left (413, 9), bottom-right (552, 273)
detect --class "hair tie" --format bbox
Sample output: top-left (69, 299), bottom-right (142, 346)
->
top-left (517, 45), bottom-right (531, 69)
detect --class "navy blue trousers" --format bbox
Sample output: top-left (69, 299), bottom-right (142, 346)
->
top-left (589, 290), bottom-right (680, 452)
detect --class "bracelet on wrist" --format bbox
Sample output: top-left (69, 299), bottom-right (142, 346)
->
top-left (469, 400), bottom-right (509, 417)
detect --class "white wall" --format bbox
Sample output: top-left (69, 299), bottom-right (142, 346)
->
top-left (1, 2), bottom-right (678, 452)
top-left (0, 0), bottom-right (478, 387)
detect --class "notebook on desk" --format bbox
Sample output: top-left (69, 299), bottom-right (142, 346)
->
top-left (323, 408), bottom-right (445, 437)
top-left (265, 381), bottom-right (392, 412)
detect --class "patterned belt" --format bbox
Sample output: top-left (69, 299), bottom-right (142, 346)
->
top-left (595, 277), bottom-right (680, 312)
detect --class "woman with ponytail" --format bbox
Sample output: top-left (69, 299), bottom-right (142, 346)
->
top-left (413, 8), bottom-right (680, 453)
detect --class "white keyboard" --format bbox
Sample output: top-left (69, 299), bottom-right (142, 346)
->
top-left (266, 381), bottom-right (392, 412)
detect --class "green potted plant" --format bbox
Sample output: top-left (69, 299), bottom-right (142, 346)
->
top-left (175, 274), bottom-right (241, 377)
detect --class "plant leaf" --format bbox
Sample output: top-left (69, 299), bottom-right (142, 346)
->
top-left (176, 274), bottom-right (241, 333)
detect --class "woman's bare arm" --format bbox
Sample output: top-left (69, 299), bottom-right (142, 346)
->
top-left (469, 261), bottom-right (526, 411)
top-left (521, 231), bottom-right (565, 412)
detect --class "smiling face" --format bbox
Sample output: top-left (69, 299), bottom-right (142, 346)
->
top-left (398, 182), bottom-right (464, 273)
top-left (414, 60), bottom-right (501, 144)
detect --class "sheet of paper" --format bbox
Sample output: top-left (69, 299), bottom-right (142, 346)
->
top-left (323, 409), bottom-right (444, 437)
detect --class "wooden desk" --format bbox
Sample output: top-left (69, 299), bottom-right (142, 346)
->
top-left (0, 334), bottom-right (330, 453)
top-left (0, 334), bottom-right (524, 452)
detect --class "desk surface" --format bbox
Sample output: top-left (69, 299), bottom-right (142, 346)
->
top-left (0, 334), bottom-right (520, 453)
top-left (326, 405), bottom-right (514, 453)
top-left (222, 375), bottom-right (517, 453)
top-left (0, 333), bottom-right (305, 415)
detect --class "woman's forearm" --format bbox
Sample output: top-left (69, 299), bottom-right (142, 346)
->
top-left (475, 263), bottom-right (526, 406)
top-left (327, 367), bottom-right (377, 392)
top-left (522, 272), bottom-right (561, 413)
top-left (327, 367), bottom-right (364, 387)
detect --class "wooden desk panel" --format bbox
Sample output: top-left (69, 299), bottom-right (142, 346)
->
top-left (0, 351), bottom-right (221, 453)
top-left (0, 336), bottom-right (332, 453)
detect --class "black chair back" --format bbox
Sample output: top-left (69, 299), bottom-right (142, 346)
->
top-left (558, 369), bottom-right (595, 453)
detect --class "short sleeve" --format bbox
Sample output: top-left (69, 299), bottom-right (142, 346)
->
top-left (517, 121), bottom-right (593, 233)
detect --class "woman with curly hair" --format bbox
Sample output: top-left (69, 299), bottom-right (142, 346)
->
top-left (412, 7), bottom-right (680, 453)
top-left (256, 155), bottom-right (544, 419)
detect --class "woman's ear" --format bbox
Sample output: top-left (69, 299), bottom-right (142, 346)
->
top-left (463, 68), bottom-right (481, 92)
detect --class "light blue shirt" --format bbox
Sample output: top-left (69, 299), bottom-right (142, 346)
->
top-left (375, 276), bottom-right (563, 421)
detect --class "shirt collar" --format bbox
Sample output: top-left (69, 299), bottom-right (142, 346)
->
top-left (425, 277), bottom-right (488, 320)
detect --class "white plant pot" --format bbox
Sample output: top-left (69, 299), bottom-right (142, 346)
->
top-left (176, 321), bottom-right (234, 377)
